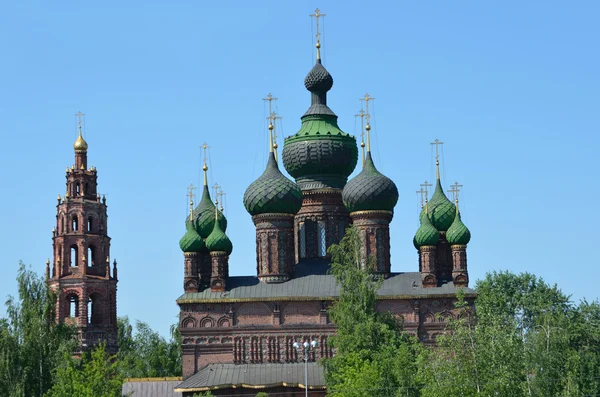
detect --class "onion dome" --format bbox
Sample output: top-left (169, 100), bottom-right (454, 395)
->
top-left (414, 208), bottom-right (440, 247)
top-left (179, 221), bottom-right (205, 253)
top-left (421, 179), bottom-right (456, 231)
top-left (193, 185), bottom-right (227, 238)
top-left (243, 152), bottom-right (302, 216)
top-left (205, 215), bottom-right (233, 255)
top-left (73, 128), bottom-right (88, 151)
top-left (446, 210), bottom-right (471, 245)
top-left (342, 152), bottom-right (398, 213)
top-left (282, 57), bottom-right (358, 190)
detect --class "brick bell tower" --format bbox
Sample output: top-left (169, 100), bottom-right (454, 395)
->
top-left (47, 113), bottom-right (118, 354)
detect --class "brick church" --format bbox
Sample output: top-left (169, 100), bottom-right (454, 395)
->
top-left (47, 10), bottom-right (475, 397)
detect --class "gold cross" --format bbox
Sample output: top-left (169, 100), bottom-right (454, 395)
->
top-left (212, 183), bottom-right (220, 203)
top-left (201, 142), bottom-right (210, 167)
top-left (187, 184), bottom-right (196, 219)
top-left (416, 187), bottom-right (427, 208)
top-left (420, 181), bottom-right (433, 200)
top-left (74, 111), bottom-right (85, 128)
top-left (218, 190), bottom-right (226, 212)
top-left (309, 8), bottom-right (326, 45)
top-left (355, 109), bottom-right (366, 165)
top-left (430, 139), bottom-right (444, 165)
top-left (269, 111), bottom-right (283, 152)
top-left (449, 181), bottom-right (463, 204)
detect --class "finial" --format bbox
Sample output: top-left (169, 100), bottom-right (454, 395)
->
top-left (310, 8), bottom-right (326, 61)
top-left (270, 112), bottom-right (282, 161)
top-left (360, 94), bottom-right (375, 153)
top-left (212, 182), bottom-right (220, 204)
top-left (420, 180), bottom-right (433, 213)
top-left (73, 111), bottom-right (88, 152)
top-left (430, 139), bottom-right (444, 180)
top-left (102, 195), bottom-right (106, 204)
top-left (187, 184), bottom-right (196, 221)
top-left (263, 94), bottom-right (279, 156)
top-left (218, 190), bottom-right (225, 212)
top-left (57, 194), bottom-right (61, 204)
top-left (449, 181), bottom-right (463, 212)
top-left (416, 187), bottom-right (427, 209)
top-left (201, 142), bottom-right (210, 186)
top-left (355, 109), bottom-right (366, 166)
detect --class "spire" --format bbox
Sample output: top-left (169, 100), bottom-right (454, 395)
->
top-left (449, 181), bottom-right (463, 213)
top-left (360, 94), bottom-right (375, 153)
top-left (187, 184), bottom-right (195, 221)
top-left (201, 142), bottom-right (210, 186)
top-left (263, 94), bottom-right (279, 158)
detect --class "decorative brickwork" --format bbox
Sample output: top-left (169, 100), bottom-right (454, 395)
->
top-left (210, 252), bottom-right (228, 292)
top-left (350, 210), bottom-right (393, 276)
top-left (435, 232), bottom-right (454, 283)
top-left (48, 142), bottom-right (117, 355)
top-left (252, 213), bottom-right (295, 282)
top-left (420, 246), bottom-right (438, 287)
top-left (451, 244), bottom-right (469, 286)
top-left (183, 252), bottom-right (200, 293)
top-left (294, 188), bottom-right (350, 261)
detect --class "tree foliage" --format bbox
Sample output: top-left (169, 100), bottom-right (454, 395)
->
top-left (45, 344), bottom-right (124, 397)
top-left (116, 316), bottom-right (181, 378)
top-left (323, 226), bottom-right (423, 397)
top-left (0, 262), bottom-right (75, 397)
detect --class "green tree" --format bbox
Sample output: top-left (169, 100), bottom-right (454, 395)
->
top-left (117, 316), bottom-right (181, 377)
top-left (45, 343), bottom-right (124, 397)
top-left (0, 262), bottom-right (75, 397)
top-left (323, 226), bottom-right (422, 397)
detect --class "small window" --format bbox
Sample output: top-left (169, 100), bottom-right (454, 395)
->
top-left (75, 183), bottom-right (80, 196)
top-left (72, 216), bottom-right (78, 232)
top-left (87, 246), bottom-right (94, 267)
top-left (87, 217), bottom-right (93, 232)
top-left (317, 221), bottom-right (326, 257)
top-left (299, 222), bottom-right (306, 259)
top-left (68, 295), bottom-right (79, 317)
top-left (70, 246), bottom-right (78, 267)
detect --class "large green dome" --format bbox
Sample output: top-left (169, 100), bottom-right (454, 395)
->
top-left (420, 179), bottom-right (456, 231)
top-left (342, 152), bottom-right (398, 213)
top-left (446, 211), bottom-right (471, 245)
top-left (179, 220), bottom-right (205, 253)
top-left (414, 209), bottom-right (440, 247)
top-left (282, 58), bottom-right (358, 190)
top-left (244, 152), bottom-right (302, 216)
top-left (205, 217), bottom-right (233, 255)
top-left (193, 185), bottom-right (227, 238)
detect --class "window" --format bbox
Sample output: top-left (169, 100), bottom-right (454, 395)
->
top-left (87, 217), bottom-right (93, 232)
top-left (317, 221), bottom-right (326, 257)
top-left (72, 216), bottom-right (78, 232)
top-left (87, 246), bottom-right (94, 267)
top-left (299, 222), bottom-right (306, 259)
top-left (88, 295), bottom-right (101, 325)
top-left (68, 295), bottom-right (79, 317)
top-left (75, 183), bottom-right (80, 196)
top-left (70, 245), bottom-right (78, 267)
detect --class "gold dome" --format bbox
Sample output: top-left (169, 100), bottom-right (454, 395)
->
top-left (73, 129), bottom-right (88, 151)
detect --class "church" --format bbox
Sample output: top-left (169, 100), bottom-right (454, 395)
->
top-left (46, 9), bottom-right (475, 397)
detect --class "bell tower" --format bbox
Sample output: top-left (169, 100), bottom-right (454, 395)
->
top-left (47, 112), bottom-right (118, 354)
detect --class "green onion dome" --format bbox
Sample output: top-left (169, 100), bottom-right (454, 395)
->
top-left (243, 152), bottom-right (302, 216)
top-left (282, 58), bottom-right (358, 190)
top-left (205, 216), bottom-right (233, 255)
top-left (342, 152), bottom-right (398, 213)
top-left (446, 211), bottom-right (471, 245)
top-left (179, 220), bottom-right (205, 253)
top-left (193, 185), bottom-right (227, 238)
top-left (413, 235), bottom-right (420, 250)
top-left (414, 209), bottom-right (440, 247)
top-left (420, 179), bottom-right (456, 231)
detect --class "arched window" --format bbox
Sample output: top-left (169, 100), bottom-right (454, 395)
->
top-left (70, 245), bottom-right (78, 267)
top-left (299, 222), bottom-right (306, 259)
top-left (75, 183), bottom-right (80, 196)
top-left (72, 216), bottom-right (78, 232)
top-left (87, 246), bottom-right (95, 267)
top-left (68, 294), bottom-right (79, 317)
top-left (317, 221), bottom-right (326, 258)
top-left (87, 217), bottom-right (93, 232)
top-left (88, 294), bottom-right (101, 325)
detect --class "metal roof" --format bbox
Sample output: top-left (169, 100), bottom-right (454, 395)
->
top-left (122, 378), bottom-right (182, 397)
top-left (175, 363), bottom-right (325, 392)
top-left (177, 260), bottom-right (475, 303)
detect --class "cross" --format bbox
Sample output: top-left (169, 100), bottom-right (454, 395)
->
top-left (416, 187), bottom-right (427, 208)
top-left (449, 181), bottom-right (463, 204)
top-left (74, 111), bottom-right (85, 128)
top-left (355, 109), bottom-right (366, 165)
top-left (218, 190), bottom-right (226, 212)
top-left (309, 8), bottom-right (326, 45)
top-left (360, 94), bottom-right (375, 117)
top-left (269, 111), bottom-right (283, 152)
top-left (187, 184), bottom-right (196, 219)
top-left (200, 142), bottom-right (210, 167)
top-left (430, 138), bottom-right (444, 165)
top-left (212, 182), bottom-right (220, 202)
top-left (420, 181), bottom-right (433, 201)
top-left (263, 93), bottom-right (278, 119)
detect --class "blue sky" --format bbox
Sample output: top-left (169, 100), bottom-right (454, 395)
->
top-left (0, 1), bottom-right (598, 337)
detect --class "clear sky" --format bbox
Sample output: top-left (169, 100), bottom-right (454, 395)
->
top-left (1, 1), bottom-right (598, 338)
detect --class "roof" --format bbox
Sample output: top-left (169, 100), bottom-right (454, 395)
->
top-left (122, 378), bottom-right (182, 397)
top-left (177, 260), bottom-right (476, 303)
top-left (174, 363), bottom-right (325, 392)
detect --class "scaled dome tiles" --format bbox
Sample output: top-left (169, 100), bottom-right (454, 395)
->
top-left (446, 211), bottom-right (471, 245)
top-left (342, 152), bottom-right (398, 213)
top-left (243, 153), bottom-right (302, 216)
top-left (421, 180), bottom-right (456, 231)
top-left (179, 221), bottom-right (205, 253)
top-left (193, 185), bottom-right (227, 238)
